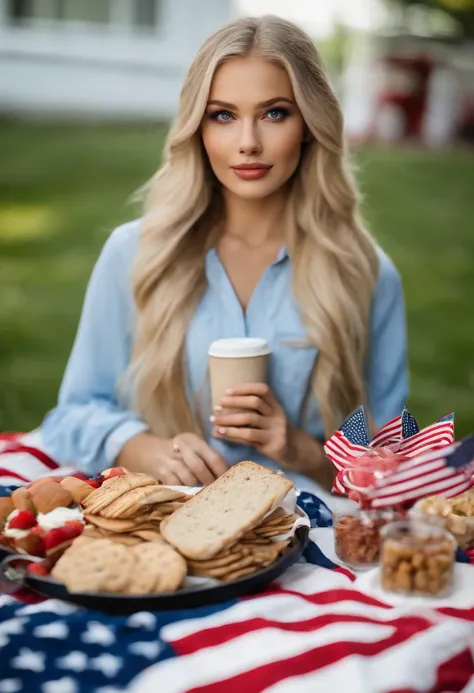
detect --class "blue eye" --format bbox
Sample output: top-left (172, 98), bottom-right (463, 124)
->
top-left (265, 108), bottom-right (289, 121)
top-left (209, 110), bottom-right (233, 122)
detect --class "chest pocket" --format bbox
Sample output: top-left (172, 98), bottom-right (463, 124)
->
top-left (269, 331), bottom-right (319, 427)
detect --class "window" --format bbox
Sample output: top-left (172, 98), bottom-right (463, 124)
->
top-left (6, 0), bottom-right (159, 30)
top-left (133, 0), bottom-right (157, 29)
top-left (7, 0), bottom-right (111, 25)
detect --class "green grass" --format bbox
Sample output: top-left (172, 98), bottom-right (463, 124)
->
top-left (0, 121), bottom-right (473, 438)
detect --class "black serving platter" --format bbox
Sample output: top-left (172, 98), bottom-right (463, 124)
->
top-left (0, 545), bottom-right (16, 562)
top-left (0, 526), bottom-right (309, 614)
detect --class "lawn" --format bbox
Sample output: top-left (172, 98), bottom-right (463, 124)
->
top-left (0, 121), bottom-right (473, 438)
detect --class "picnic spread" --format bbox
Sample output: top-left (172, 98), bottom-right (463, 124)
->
top-left (1, 409), bottom-right (474, 693)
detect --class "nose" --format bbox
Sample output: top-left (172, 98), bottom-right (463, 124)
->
top-left (238, 118), bottom-right (262, 156)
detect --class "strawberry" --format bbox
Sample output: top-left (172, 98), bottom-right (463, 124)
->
top-left (100, 467), bottom-right (128, 481)
top-left (14, 533), bottom-right (45, 557)
top-left (27, 562), bottom-right (49, 577)
top-left (30, 524), bottom-right (46, 536)
top-left (44, 521), bottom-right (83, 552)
top-left (62, 520), bottom-right (84, 540)
top-left (43, 527), bottom-right (68, 552)
top-left (8, 510), bottom-right (37, 530)
top-left (85, 479), bottom-right (100, 489)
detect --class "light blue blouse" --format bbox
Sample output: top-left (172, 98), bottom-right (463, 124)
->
top-left (41, 219), bottom-right (408, 489)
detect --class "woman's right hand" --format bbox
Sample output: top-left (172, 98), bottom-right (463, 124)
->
top-left (116, 431), bottom-right (228, 486)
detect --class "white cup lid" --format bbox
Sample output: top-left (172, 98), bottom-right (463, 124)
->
top-left (208, 338), bottom-right (270, 358)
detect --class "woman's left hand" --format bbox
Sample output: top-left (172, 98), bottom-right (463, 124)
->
top-left (211, 383), bottom-right (295, 465)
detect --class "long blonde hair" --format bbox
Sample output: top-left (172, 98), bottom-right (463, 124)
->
top-left (131, 15), bottom-right (379, 440)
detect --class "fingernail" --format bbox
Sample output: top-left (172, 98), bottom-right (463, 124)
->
top-left (218, 427), bottom-right (226, 434)
top-left (214, 405), bottom-right (223, 412)
top-left (225, 389), bottom-right (234, 395)
top-left (209, 415), bottom-right (215, 423)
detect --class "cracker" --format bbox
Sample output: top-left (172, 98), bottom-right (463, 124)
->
top-left (131, 529), bottom-right (164, 542)
top-left (221, 565), bottom-right (260, 582)
top-left (100, 486), bottom-right (186, 519)
top-left (190, 555), bottom-right (256, 578)
top-left (256, 525), bottom-right (294, 537)
top-left (82, 474), bottom-right (158, 514)
top-left (257, 507), bottom-right (287, 526)
top-left (240, 537), bottom-right (273, 545)
top-left (130, 543), bottom-right (187, 593)
top-left (124, 550), bottom-right (160, 595)
top-left (109, 534), bottom-right (143, 547)
top-left (84, 514), bottom-right (150, 532)
top-left (52, 538), bottom-right (134, 594)
top-left (187, 551), bottom-right (245, 570)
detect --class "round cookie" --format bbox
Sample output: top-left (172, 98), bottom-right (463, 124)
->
top-left (130, 543), bottom-right (187, 593)
top-left (52, 538), bottom-right (134, 594)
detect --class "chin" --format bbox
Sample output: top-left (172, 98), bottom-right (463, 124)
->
top-left (225, 180), bottom-right (283, 201)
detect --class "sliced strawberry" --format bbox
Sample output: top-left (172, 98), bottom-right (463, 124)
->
top-left (100, 467), bottom-right (128, 481)
top-left (62, 520), bottom-right (84, 541)
top-left (27, 562), bottom-right (49, 577)
top-left (14, 533), bottom-right (46, 557)
top-left (43, 527), bottom-right (69, 552)
top-left (8, 510), bottom-right (37, 530)
top-left (30, 524), bottom-right (46, 539)
top-left (45, 539), bottom-right (74, 558)
top-left (85, 479), bottom-right (100, 489)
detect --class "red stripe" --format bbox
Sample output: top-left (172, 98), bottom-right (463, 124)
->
top-left (0, 468), bottom-right (30, 483)
top-left (0, 443), bottom-right (59, 471)
top-left (183, 618), bottom-right (434, 693)
top-left (173, 612), bottom-right (431, 657)
top-left (433, 649), bottom-right (474, 693)
top-left (385, 649), bottom-right (474, 693)
top-left (0, 433), bottom-right (23, 443)
top-left (267, 587), bottom-right (392, 609)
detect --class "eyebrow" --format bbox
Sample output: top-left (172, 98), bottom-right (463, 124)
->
top-left (206, 97), bottom-right (295, 109)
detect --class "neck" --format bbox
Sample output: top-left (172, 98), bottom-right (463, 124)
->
top-left (221, 187), bottom-right (290, 247)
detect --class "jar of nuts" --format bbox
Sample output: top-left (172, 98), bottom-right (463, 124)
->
top-left (380, 520), bottom-right (456, 597)
top-left (333, 508), bottom-right (401, 570)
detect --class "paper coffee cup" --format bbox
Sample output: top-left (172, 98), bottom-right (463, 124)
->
top-left (208, 338), bottom-right (270, 414)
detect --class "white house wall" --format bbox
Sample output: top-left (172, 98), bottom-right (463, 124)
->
top-left (0, 0), bottom-right (233, 119)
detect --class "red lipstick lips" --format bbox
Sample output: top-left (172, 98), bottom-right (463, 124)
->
top-left (231, 163), bottom-right (273, 180)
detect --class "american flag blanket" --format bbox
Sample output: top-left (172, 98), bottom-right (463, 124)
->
top-left (1, 433), bottom-right (474, 693)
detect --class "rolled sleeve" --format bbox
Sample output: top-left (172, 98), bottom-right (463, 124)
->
top-left (367, 248), bottom-right (409, 428)
top-left (41, 220), bottom-right (147, 475)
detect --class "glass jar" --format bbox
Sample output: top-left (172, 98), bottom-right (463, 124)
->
top-left (333, 507), bottom-right (401, 571)
top-left (409, 491), bottom-right (474, 551)
top-left (380, 520), bottom-right (456, 597)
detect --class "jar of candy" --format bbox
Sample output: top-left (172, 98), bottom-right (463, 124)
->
top-left (333, 507), bottom-right (401, 570)
top-left (380, 520), bottom-right (456, 597)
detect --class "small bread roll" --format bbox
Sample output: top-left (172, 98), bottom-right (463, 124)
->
top-left (60, 477), bottom-right (94, 505)
top-left (11, 487), bottom-right (35, 511)
top-left (29, 480), bottom-right (73, 514)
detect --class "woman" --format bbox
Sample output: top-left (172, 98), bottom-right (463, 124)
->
top-left (41, 16), bottom-right (407, 496)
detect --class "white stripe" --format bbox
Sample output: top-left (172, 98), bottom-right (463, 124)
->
top-left (265, 619), bottom-right (474, 693)
top-left (130, 622), bottom-right (394, 693)
top-left (0, 475), bottom-right (28, 486)
top-left (371, 477), bottom-right (472, 507)
top-left (373, 464), bottom-right (454, 497)
top-left (371, 421), bottom-right (402, 447)
top-left (0, 451), bottom-right (54, 482)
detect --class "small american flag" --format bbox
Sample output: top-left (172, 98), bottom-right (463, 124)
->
top-left (325, 407), bottom-right (456, 497)
top-left (368, 434), bottom-right (474, 507)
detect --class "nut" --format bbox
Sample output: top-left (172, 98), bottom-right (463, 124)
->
top-left (381, 525), bottom-right (454, 597)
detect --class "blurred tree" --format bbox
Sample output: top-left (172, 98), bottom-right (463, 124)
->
top-left (391, 0), bottom-right (474, 36)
